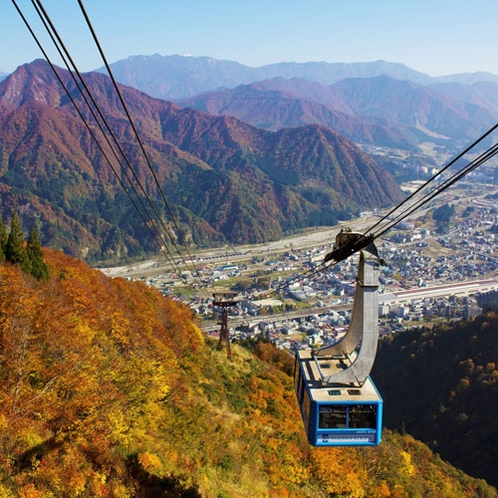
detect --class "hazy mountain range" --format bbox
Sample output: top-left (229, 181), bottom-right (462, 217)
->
top-left (179, 75), bottom-right (498, 150)
top-left (5, 54), bottom-right (498, 151)
top-left (99, 54), bottom-right (498, 100)
top-left (102, 55), bottom-right (498, 152)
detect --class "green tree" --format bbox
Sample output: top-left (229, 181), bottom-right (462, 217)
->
top-left (0, 217), bottom-right (7, 262)
top-left (27, 228), bottom-right (50, 280)
top-left (5, 212), bottom-right (31, 273)
top-left (433, 203), bottom-right (455, 223)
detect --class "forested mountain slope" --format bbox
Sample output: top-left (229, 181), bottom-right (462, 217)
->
top-left (0, 252), bottom-right (495, 497)
top-left (373, 315), bottom-right (498, 488)
top-left (0, 60), bottom-right (403, 262)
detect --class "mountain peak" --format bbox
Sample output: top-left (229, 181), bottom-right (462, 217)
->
top-left (0, 59), bottom-right (65, 108)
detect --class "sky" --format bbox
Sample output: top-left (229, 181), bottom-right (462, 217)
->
top-left (2, 0), bottom-right (498, 77)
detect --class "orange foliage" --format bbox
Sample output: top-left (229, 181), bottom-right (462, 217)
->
top-left (0, 250), bottom-right (204, 495)
top-left (0, 251), bottom-right (495, 497)
top-left (310, 447), bottom-right (367, 497)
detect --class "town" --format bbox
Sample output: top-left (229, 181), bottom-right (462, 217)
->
top-left (102, 180), bottom-right (498, 353)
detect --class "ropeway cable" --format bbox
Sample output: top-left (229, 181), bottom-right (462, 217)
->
top-left (16, 0), bottom-right (203, 284)
top-left (30, 0), bottom-right (191, 277)
top-left (76, 0), bottom-right (200, 280)
top-left (13, 0), bottom-right (182, 273)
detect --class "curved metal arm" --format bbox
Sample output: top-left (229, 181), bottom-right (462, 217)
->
top-left (314, 234), bottom-right (380, 386)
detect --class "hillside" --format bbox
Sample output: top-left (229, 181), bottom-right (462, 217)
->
top-left (372, 315), bottom-right (498, 488)
top-left (180, 76), bottom-right (498, 149)
top-left (0, 252), bottom-right (496, 497)
top-left (180, 79), bottom-right (421, 149)
top-left (0, 60), bottom-right (403, 263)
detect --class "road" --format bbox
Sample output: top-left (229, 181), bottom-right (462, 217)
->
top-left (101, 213), bottom-right (379, 279)
top-left (201, 278), bottom-right (498, 333)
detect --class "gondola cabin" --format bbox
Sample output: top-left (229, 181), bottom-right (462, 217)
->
top-left (293, 229), bottom-right (383, 446)
top-left (294, 348), bottom-right (383, 446)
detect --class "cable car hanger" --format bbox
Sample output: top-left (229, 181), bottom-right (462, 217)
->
top-left (313, 229), bottom-right (381, 387)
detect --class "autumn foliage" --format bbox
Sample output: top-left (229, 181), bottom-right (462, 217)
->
top-left (0, 251), bottom-right (495, 497)
top-left (374, 315), bottom-right (498, 489)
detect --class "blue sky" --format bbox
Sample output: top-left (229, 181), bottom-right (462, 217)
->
top-left (3, 0), bottom-right (498, 76)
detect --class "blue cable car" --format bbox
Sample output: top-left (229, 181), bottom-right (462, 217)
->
top-left (294, 349), bottom-right (383, 446)
top-left (294, 229), bottom-right (383, 447)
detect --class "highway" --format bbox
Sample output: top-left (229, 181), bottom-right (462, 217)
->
top-left (380, 279), bottom-right (498, 303)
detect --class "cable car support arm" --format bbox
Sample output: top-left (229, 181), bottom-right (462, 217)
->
top-left (313, 229), bottom-right (382, 387)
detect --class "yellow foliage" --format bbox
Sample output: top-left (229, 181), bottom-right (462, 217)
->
top-left (138, 451), bottom-right (163, 473)
top-left (0, 414), bottom-right (8, 431)
top-left (0, 484), bottom-right (15, 498)
top-left (310, 448), bottom-right (367, 497)
top-left (106, 409), bottom-right (131, 445)
top-left (400, 450), bottom-right (415, 476)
